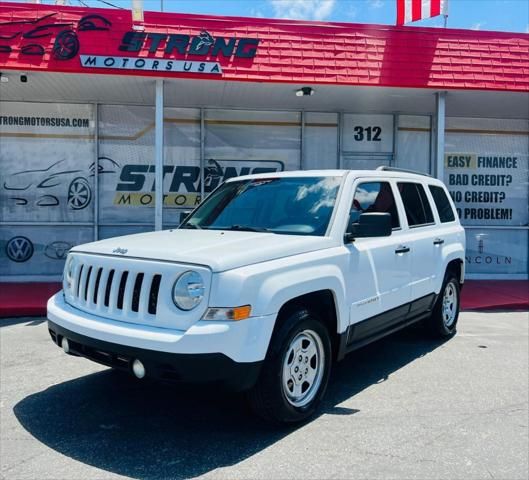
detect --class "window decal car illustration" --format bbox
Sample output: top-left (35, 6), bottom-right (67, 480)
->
top-left (3, 157), bottom-right (119, 210)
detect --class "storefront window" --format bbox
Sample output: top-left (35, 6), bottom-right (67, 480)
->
top-left (204, 109), bottom-right (301, 189)
top-left (98, 105), bottom-right (155, 226)
top-left (0, 102), bottom-right (95, 280)
top-left (396, 115), bottom-right (431, 174)
top-left (444, 117), bottom-right (529, 277)
top-left (163, 107), bottom-right (201, 227)
top-left (304, 112), bottom-right (338, 170)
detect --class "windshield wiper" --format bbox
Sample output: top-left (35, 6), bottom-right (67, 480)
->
top-left (226, 225), bottom-right (272, 233)
top-left (180, 223), bottom-right (202, 229)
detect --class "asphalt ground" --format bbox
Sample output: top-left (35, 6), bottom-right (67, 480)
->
top-left (1, 311), bottom-right (528, 480)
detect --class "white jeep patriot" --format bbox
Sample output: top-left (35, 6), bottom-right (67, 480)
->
top-left (48, 167), bottom-right (465, 423)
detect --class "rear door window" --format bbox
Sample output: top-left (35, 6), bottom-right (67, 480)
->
top-left (397, 182), bottom-right (435, 227)
top-left (429, 185), bottom-right (456, 223)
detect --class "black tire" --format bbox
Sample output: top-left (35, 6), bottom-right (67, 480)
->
top-left (426, 273), bottom-right (460, 338)
top-left (247, 308), bottom-right (332, 424)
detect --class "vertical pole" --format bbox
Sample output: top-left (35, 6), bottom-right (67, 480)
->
top-left (435, 91), bottom-right (446, 180)
top-left (154, 79), bottom-right (164, 231)
top-left (200, 107), bottom-right (205, 203)
top-left (392, 113), bottom-right (398, 167)
top-left (93, 103), bottom-right (99, 241)
top-left (300, 110), bottom-right (305, 169)
top-left (338, 112), bottom-right (344, 169)
top-left (428, 114), bottom-right (434, 175)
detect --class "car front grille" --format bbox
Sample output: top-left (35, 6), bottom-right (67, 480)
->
top-left (69, 261), bottom-right (162, 318)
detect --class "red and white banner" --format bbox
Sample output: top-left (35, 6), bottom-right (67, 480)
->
top-left (397, 0), bottom-right (448, 25)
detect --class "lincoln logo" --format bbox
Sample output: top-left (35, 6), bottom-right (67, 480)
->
top-left (112, 247), bottom-right (128, 255)
top-left (478, 238), bottom-right (484, 254)
top-left (465, 236), bottom-right (512, 266)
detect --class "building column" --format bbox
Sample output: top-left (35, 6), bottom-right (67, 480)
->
top-left (154, 79), bottom-right (164, 231)
top-left (434, 91), bottom-right (446, 180)
top-left (93, 103), bottom-right (99, 241)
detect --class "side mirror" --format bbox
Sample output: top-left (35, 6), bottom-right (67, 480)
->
top-left (345, 213), bottom-right (392, 242)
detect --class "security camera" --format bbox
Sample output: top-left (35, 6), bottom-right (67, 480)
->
top-left (20, 74), bottom-right (27, 83)
top-left (295, 87), bottom-right (314, 97)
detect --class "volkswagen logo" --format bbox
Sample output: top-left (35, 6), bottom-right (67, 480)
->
top-left (6, 236), bottom-right (34, 263)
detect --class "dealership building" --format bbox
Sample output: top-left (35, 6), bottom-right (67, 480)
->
top-left (0, 1), bottom-right (528, 282)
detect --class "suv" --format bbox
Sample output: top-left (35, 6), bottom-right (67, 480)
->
top-left (47, 167), bottom-right (465, 423)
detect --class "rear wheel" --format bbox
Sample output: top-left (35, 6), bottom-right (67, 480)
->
top-left (426, 273), bottom-right (460, 338)
top-left (247, 308), bottom-right (332, 424)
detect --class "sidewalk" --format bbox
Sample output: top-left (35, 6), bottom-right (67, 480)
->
top-left (1, 280), bottom-right (528, 318)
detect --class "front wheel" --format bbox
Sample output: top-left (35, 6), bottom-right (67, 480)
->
top-left (426, 274), bottom-right (460, 338)
top-left (247, 309), bottom-right (332, 424)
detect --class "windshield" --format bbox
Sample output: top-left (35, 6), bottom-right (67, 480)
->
top-left (181, 176), bottom-right (342, 236)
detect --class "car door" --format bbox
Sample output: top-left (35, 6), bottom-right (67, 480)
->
top-left (395, 181), bottom-right (438, 312)
top-left (345, 179), bottom-right (412, 338)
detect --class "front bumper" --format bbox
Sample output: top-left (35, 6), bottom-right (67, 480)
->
top-left (48, 321), bottom-right (262, 391)
top-left (47, 292), bottom-right (277, 390)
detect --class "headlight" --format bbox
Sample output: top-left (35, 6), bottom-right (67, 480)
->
top-left (202, 305), bottom-right (252, 321)
top-left (64, 255), bottom-right (74, 289)
top-left (172, 271), bottom-right (205, 311)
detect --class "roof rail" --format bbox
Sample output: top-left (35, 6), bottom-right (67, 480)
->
top-left (376, 166), bottom-right (433, 178)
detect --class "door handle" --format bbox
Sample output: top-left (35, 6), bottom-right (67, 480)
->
top-left (433, 238), bottom-right (445, 245)
top-left (395, 245), bottom-right (410, 254)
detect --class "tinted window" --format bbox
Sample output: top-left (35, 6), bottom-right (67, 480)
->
top-left (350, 182), bottom-right (400, 229)
top-left (397, 182), bottom-right (434, 227)
top-left (182, 176), bottom-right (342, 236)
top-left (429, 185), bottom-right (456, 222)
top-left (417, 184), bottom-right (434, 223)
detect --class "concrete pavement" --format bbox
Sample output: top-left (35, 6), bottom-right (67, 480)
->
top-left (1, 311), bottom-right (528, 479)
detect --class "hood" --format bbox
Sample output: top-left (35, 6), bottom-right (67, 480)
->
top-left (72, 229), bottom-right (336, 272)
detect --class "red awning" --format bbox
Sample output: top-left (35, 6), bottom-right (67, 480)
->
top-left (0, 2), bottom-right (528, 92)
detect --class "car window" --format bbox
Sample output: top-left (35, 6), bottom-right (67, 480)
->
top-left (397, 182), bottom-right (435, 227)
top-left (350, 182), bottom-right (400, 229)
top-left (429, 185), bottom-right (456, 223)
top-left (182, 176), bottom-right (342, 236)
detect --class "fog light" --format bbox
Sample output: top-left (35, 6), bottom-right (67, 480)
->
top-left (62, 337), bottom-right (70, 354)
top-left (132, 359), bottom-right (146, 379)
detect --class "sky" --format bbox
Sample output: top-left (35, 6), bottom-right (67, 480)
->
top-left (14, 0), bottom-right (529, 33)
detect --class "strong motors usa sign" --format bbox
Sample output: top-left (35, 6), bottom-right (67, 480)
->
top-left (80, 29), bottom-right (259, 75)
top-left (0, 7), bottom-right (259, 78)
